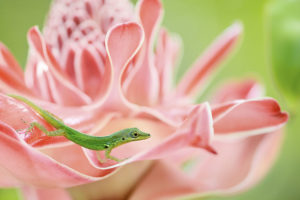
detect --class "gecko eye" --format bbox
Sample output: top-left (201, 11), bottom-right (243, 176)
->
top-left (122, 137), bottom-right (125, 141)
top-left (104, 145), bottom-right (109, 149)
top-left (133, 132), bottom-right (138, 137)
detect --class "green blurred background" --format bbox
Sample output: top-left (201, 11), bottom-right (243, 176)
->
top-left (0, 0), bottom-right (299, 199)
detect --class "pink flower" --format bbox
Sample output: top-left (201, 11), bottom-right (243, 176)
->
top-left (0, 0), bottom-right (288, 199)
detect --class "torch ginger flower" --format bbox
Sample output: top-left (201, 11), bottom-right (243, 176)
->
top-left (0, 0), bottom-right (288, 199)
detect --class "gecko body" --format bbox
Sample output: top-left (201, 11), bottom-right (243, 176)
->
top-left (8, 94), bottom-right (151, 162)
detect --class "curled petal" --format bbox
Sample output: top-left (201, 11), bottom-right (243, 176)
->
top-left (123, 0), bottom-right (162, 106)
top-left (132, 103), bottom-right (216, 158)
top-left (212, 79), bottom-right (264, 103)
top-left (129, 130), bottom-right (283, 199)
top-left (102, 22), bottom-right (190, 127)
top-left (39, 143), bottom-right (114, 178)
top-left (191, 131), bottom-right (283, 196)
top-left (176, 22), bottom-right (243, 98)
top-left (83, 103), bottom-right (215, 170)
top-left (0, 122), bottom-right (103, 188)
top-left (0, 95), bottom-right (117, 179)
top-left (212, 98), bottom-right (288, 138)
top-left (26, 27), bottom-right (92, 106)
top-left (102, 22), bottom-right (144, 111)
top-left (106, 23), bottom-right (144, 76)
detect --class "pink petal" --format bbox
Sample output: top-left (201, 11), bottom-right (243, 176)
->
top-left (155, 29), bottom-right (181, 102)
top-left (0, 166), bottom-right (20, 187)
top-left (21, 187), bottom-right (71, 200)
top-left (26, 27), bottom-right (92, 106)
top-left (122, 0), bottom-right (162, 106)
top-left (176, 22), bottom-right (243, 98)
top-left (39, 142), bottom-right (115, 178)
top-left (133, 103), bottom-right (216, 159)
top-left (0, 94), bottom-right (117, 148)
top-left (27, 27), bottom-right (65, 75)
top-left (74, 47), bottom-right (105, 99)
top-left (101, 22), bottom-right (189, 127)
top-left (138, 0), bottom-right (163, 42)
top-left (102, 22), bottom-right (144, 111)
top-left (191, 131), bottom-right (283, 196)
top-left (81, 116), bottom-right (172, 169)
top-left (83, 103), bottom-right (216, 170)
top-left (134, 103), bottom-right (216, 159)
top-left (212, 79), bottom-right (264, 103)
top-left (61, 43), bottom-right (112, 107)
top-left (106, 23), bottom-right (144, 75)
top-left (61, 45), bottom-right (76, 84)
top-left (37, 103), bottom-right (118, 136)
top-left (0, 95), bottom-right (116, 178)
top-left (212, 98), bottom-right (288, 137)
top-left (28, 110), bottom-right (118, 148)
top-left (0, 43), bottom-right (33, 95)
top-left (0, 64), bottom-right (33, 95)
top-left (0, 94), bottom-right (54, 143)
top-left (129, 161), bottom-right (196, 200)
top-left (132, 102), bottom-right (194, 127)
top-left (67, 161), bottom-right (153, 200)
top-left (0, 42), bottom-right (24, 79)
top-left (0, 122), bottom-right (100, 188)
top-left (129, 130), bottom-right (283, 199)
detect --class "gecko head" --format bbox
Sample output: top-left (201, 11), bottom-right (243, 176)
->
top-left (109, 127), bottom-right (151, 149)
top-left (127, 127), bottom-right (151, 141)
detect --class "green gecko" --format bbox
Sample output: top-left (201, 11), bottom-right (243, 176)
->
top-left (8, 94), bottom-right (151, 162)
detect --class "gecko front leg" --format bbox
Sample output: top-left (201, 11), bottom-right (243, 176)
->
top-left (96, 149), bottom-right (124, 164)
top-left (105, 148), bottom-right (123, 162)
top-left (96, 151), bottom-right (106, 164)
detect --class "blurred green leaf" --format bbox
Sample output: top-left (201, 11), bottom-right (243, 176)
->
top-left (266, 0), bottom-right (300, 110)
top-left (0, 188), bottom-right (19, 200)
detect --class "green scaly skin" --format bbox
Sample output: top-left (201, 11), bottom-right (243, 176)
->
top-left (8, 94), bottom-right (151, 162)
